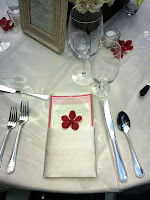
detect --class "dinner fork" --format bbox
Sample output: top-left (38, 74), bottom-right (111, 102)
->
top-left (6, 101), bottom-right (29, 174)
top-left (0, 107), bottom-right (17, 167)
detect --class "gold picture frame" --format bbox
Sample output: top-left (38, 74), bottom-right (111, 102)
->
top-left (19, 0), bottom-right (68, 54)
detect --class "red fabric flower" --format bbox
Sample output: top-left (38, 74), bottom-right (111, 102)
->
top-left (0, 17), bottom-right (14, 31)
top-left (111, 40), bottom-right (133, 58)
top-left (61, 110), bottom-right (82, 130)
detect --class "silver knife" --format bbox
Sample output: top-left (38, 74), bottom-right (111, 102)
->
top-left (104, 99), bottom-right (128, 182)
top-left (0, 85), bottom-right (50, 100)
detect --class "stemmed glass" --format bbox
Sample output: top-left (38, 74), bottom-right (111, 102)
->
top-left (91, 40), bottom-right (121, 97)
top-left (68, 4), bottom-right (103, 86)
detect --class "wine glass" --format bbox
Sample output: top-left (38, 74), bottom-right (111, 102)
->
top-left (91, 40), bottom-right (121, 97)
top-left (68, 4), bottom-right (103, 86)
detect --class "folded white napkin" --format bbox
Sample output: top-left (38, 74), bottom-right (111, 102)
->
top-left (44, 126), bottom-right (96, 177)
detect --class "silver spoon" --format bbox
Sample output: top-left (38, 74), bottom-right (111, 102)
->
top-left (117, 111), bottom-right (144, 178)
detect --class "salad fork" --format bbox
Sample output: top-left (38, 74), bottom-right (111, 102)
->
top-left (0, 107), bottom-right (17, 167)
top-left (6, 101), bottom-right (29, 174)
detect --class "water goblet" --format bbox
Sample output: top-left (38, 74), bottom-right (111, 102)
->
top-left (68, 4), bottom-right (103, 86)
top-left (91, 40), bottom-right (121, 97)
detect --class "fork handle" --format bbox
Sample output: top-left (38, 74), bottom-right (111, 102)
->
top-left (0, 130), bottom-right (10, 167)
top-left (6, 124), bottom-right (23, 174)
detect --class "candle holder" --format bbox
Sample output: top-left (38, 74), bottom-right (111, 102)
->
top-left (103, 27), bottom-right (121, 48)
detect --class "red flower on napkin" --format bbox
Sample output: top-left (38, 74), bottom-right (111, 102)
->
top-left (111, 40), bottom-right (133, 58)
top-left (61, 110), bottom-right (82, 130)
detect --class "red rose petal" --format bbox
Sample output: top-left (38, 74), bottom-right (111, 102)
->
top-left (125, 40), bottom-right (132, 47)
top-left (5, 20), bottom-right (11, 24)
top-left (74, 116), bottom-right (82, 122)
top-left (9, 23), bottom-right (14, 29)
top-left (69, 110), bottom-right (76, 120)
top-left (121, 46), bottom-right (126, 53)
top-left (72, 121), bottom-right (79, 130)
top-left (126, 45), bottom-right (133, 50)
top-left (0, 20), bottom-right (3, 26)
top-left (61, 115), bottom-right (69, 121)
top-left (121, 54), bottom-right (123, 58)
top-left (5, 24), bottom-right (10, 28)
top-left (2, 26), bottom-right (8, 31)
top-left (119, 40), bottom-right (125, 46)
top-left (1, 17), bottom-right (6, 23)
top-left (62, 121), bottom-right (70, 129)
top-left (111, 48), bottom-right (117, 53)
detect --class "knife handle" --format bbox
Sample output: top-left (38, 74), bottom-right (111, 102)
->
top-left (140, 85), bottom-right (149, 96)
top-left (112, 138), bottom-right (128, 182)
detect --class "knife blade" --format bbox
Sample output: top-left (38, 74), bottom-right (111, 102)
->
top-left (139, 83), bottom-right (150, 96)
top-left (104, 99), bottom-right (128, 182)
top-left (0, 85), bottom-right (49, 100)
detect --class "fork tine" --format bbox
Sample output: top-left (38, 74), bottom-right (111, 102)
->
top-left (20, 101), bottom-right (23, 116)
top-left (8, 107), bottom-right (12, 122)
top-left (15, 107), bottom-right (17, 122)
top-left (27, 101), bottom-right (29, 116)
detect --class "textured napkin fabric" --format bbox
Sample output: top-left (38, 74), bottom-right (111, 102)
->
top-left (44, 127), bottom-right (96, 177)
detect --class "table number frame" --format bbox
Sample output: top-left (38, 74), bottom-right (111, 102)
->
top-left (19, 0), bottom-right (68, 54)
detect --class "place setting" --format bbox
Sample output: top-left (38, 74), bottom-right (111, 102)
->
top-left (0, 1), bottom-right (146, 185)
top-left (0, 0), bottom-right (149, 197)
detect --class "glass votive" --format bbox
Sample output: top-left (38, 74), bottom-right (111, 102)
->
top-left (124, 0), bottom-right (139, 16)
top-left (103, 27), bottom-right (121, 48)
top-left (7, 8), bottom-right (20, 26)
top-left (6, 0), bottom-right (19, 12)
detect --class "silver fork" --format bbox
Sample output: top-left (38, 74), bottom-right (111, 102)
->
top-left (6, 101), bottom-right (29, 174)
top-left (0, 107), bottom-right (17, 167)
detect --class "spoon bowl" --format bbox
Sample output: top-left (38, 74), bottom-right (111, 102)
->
top-left (117, 111), bottom-right (144, 178)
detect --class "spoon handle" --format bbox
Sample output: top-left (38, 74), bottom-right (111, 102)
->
top-left (126, 135), bottom-right (144, 178)
top-left (112, 138), bottom-right (128, 182)
top-left (139, 85), bottom-right (149, 96)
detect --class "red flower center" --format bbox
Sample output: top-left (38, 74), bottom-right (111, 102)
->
top-left (61, 110), bottom-right (82, 131)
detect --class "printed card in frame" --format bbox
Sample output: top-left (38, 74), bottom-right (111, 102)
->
top-left (19, 0), bottom-right (68, 54)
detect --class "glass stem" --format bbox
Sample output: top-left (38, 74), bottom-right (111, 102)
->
top-left (99, 83), bottom-right (104, 90)
top-left (82, 51), bottom-right (88, 75)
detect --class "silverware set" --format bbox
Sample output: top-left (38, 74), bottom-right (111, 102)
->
top-left (0, 101), bottom-right (29, 174)
top-left (104, 99), bottom-right (144, 182)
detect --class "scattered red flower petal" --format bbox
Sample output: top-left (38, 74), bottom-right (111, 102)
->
top-left (126, 45), bottom-right (133, 50)
top-left (125, 40), bottom-right (132, 47)
top-left (0, 17), bottom-right (14, 31)
top-left (112, 39), bottom-right (133, 59)
top-left (61, 110), bottom-right (82, 130)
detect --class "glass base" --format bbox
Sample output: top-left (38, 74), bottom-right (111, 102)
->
top-left (92, 82), bottom-right (111, 97)
top-left (72, 66), bottom-right (93, 86)
top-left (124, 2), bottom-right (138, 16)
top-left (0, 37), bottom-right (11, 52)
top-left (144, 29), bottom-right (150, 41)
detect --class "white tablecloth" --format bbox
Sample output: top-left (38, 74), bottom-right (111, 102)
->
top-left (0, 0), bottom-right (150, 193)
